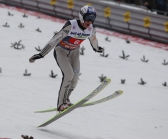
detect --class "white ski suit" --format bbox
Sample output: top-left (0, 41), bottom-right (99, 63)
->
top-left (39, 19), bottom-right (102, 109)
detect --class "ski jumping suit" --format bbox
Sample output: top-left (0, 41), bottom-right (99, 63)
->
top-left (39, 19), bottom-right (100, 109)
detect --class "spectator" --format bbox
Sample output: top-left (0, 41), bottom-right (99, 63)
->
top-left (153, 0), bottom-right (167, 15)
top-left (144, 2), bottom-right (154, 12)
top-left (125, 0), bottom-right (135, 4)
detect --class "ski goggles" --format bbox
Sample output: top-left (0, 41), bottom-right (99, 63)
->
top-left (83, 14), bottom-right (96, 22)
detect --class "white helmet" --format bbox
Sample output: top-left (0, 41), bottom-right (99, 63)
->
top-left (79, 6), bottom-right (96, 23)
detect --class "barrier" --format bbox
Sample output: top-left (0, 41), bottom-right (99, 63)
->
top-left (0, 0), bottom-right (167, 44)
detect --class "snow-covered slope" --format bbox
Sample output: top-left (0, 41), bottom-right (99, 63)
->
top-left (0, 5), bottom-right (168, 139)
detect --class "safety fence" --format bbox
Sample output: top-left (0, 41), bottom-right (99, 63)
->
top-left (0, 0), bottom-right (168, 44)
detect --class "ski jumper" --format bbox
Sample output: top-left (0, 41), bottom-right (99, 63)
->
top-left (39, 19), bottom-right (100, 109)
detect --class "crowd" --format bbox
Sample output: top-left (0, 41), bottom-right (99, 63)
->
top-left (114, 0), bottom-right (168, 16)
top-left (144, 0), bottom-right (168, 16)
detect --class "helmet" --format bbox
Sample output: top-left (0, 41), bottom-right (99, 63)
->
top-left (79, 6), bottom-right (96, 23)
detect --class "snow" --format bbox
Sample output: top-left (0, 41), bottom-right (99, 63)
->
top-left (0, 6), bottom-right (168, 139)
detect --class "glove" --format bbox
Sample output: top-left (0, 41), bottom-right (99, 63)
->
top-left (97, 46), bottom-right (104, 53)
top-left (93, 46), bottom-right (104, 53)
top-left (21, 135), bottom-right (34, 139)
top-left (29, 53), bottom-right (43, 63)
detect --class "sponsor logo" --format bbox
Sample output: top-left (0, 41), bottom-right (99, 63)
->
top-left (74, 69), bottom-right (79, 73)
top-left (115, 91), bottom-right (120, 95)
top-left (88, 6), bottom-right (96, 13)
top-left (84, 80), bottom-right (108, 100)
top-left (68, 38), bottom-right (84, 45)
top-left (60, 40), bottom-right (80, 50)
top-left (70, 32), bottom-right (90, 38)
top-left (74, 40), bottom-right (81, 45)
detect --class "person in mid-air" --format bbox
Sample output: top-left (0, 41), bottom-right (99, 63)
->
top-left (29, 5), bottom-right (104, 111)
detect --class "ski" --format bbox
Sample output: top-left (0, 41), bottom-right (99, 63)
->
top-left (34, 90), bottom-right (123, 113)
top-left (37, 78), bottom-right (111, 127)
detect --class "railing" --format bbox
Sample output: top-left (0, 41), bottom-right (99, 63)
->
top-left (0, 0), bottom-right (168, 44)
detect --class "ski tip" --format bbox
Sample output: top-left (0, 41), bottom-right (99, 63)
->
top-left (34, 110), bottom-right (45, 113)
top-left (34, 111), bottom-right (47, 113)
top-left (117, 90), bottom-right (123, 95)
top-left (34, 108), bottom-right (57, 113)
top-left (106, 78), bottom-right (111, 82)
top-left (37, 123), bottom-right (46, 128)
